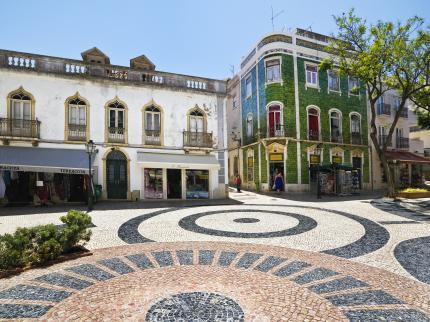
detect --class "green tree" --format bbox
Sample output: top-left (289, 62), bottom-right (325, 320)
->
top-left (321, 10), bottom-right (430, 197)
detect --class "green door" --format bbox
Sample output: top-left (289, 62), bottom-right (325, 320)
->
top-left (107, 151), bottom-right (127, 199)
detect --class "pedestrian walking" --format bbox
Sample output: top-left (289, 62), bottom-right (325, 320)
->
top-left (235, 174), bottom-right (242, 193)
top-left (274, 172), bottom-right (284, 194)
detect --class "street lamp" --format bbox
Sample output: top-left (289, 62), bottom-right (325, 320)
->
top-left (85, 140), bottom-right (97, 211)
top-left (314, 144), bottom-right (323, 199)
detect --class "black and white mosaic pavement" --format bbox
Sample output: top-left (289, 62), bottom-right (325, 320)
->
top-left (394, 236), bottom-right (430, 284)
top-left (145, 292), bottom-right (245, 322)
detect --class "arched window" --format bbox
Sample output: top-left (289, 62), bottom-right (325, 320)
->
top-left (67, 96), bottom-right (88, 141)
top-left (10, 91), bottom-right (32, 121)
top-left (246, 113), bottom-right (253, 138)
top-left (188, 109), bottom-right (205, 132)
top-left (107, 100), bottom-right (126, 143)
top-left (350, 113), bottom-right (361, 144)
top-left (307, 107), bottom-right (320, 140)
top-left (330, 110), bottom-right (342, 143)
top-left (144, 105), bottom-right (161, 145)
top-left (267, 104), bottom-right (282, 137)
top-left (7, 89), bottom-right (36, 138)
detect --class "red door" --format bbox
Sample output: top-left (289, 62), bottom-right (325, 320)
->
top-left (308, 108), bottom-right (319, 140)
top-left (268, 105), bottom-right (281, 137)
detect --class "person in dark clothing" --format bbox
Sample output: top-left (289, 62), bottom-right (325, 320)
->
top-left (274, 172), bottom-right (284, 194)
top-left (235, 174), bottom-right (242, 193)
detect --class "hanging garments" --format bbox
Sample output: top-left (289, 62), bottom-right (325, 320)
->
top-left (0, 171), bottom-right (6, 199)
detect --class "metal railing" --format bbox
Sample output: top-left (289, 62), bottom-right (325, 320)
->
top-left (144, 129), bottom-right (161, 145)
top-left (108, 127), bottom-right (126, 143)
top-left (267, 125), bottom-right (285, 138)
top-left (350, 132), bottom-right (362, 145)
top-left (183, 131), bottom-right (213, 148)
top-left (396, 137), bottom-right (409, 149)
top-left (0, 118), bottom-right (40, 139)
top-left (67, 124), bottom-right (87, 141)
top-left (308, 129), bottom-right (320, 141)
top-left (378, 134), bottom-right (392, 147)
top-left (330, 132), bottom-right (343, 143)
top-left (377, 103), bottom-right (391, 116)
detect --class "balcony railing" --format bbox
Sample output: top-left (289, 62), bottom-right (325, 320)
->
top-left (144, 130), bottom-right (161, 146)
top-left (267, 125), bottom-right (285, 138)
top-left (308, 129), bottom-right (320, 141)
top-left (377, 103), bottom-right (391, 116)
top-left (378, 134), bottom-right (392, 147)
top-left (330, 132), bottom-right (343, 143)
top-left (0, 118), bottom-right (40, 139)
top-left (350, 132), bottom-right (362, 145)
top-left (183, 131), bottom-right (213, 148)
top-left (396, 137), bottom-right (409, 149)
top-left (108, 127), bottom-right (126, 143)
top-left (67, 124), bottom-right (87, 141)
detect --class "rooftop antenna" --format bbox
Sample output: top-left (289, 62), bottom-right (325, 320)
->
top-left (271, 6), bottom-right (284, 32)
top-left (229, 64), bottom-right (235, 77)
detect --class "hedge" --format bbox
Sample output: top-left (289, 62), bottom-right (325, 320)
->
top-left (0, 210), bottom-right (92, 270)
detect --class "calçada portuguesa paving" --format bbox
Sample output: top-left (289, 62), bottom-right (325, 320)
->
top-left (0, 190), bottom-right (430, 321)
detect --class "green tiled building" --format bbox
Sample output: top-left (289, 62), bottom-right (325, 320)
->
top-left (229, 30), bottom-right (371, 193)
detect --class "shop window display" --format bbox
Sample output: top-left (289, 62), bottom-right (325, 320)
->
top-left (186, 170), bottom-right (209, 199)
top-left (144, 168), bottom-right (163, 199)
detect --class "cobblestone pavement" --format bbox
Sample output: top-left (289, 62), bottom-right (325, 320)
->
top-left (0, 191), bottom-right (430, 321)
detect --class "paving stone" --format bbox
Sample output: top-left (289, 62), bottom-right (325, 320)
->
top-left (309, 276), bottom-right (369, 294)
top-left (344, 309), bottom-right (430, 321)
top-left (0, 304), bottom-right (52, 319)
top-left (152, 251), bottom-right (174, 267)
top-left (126, 253), bottom-right (155, 269)
top-left (98, 258), bottom-right (135, 275)
top-left (235, 252), bottom-right (263, 269)
top-left (199, 250), bottom-right (215, 265)
top-left (176, 250), bottom-right (193, 265)
top-left (35, 272), bottom-right (93, 290)
top-left (292, 267), bottom-right (339, 284)
top-left (66, 264), bottom-right (115, 281)
top-left (218, 251), bottom-right (239, 267)
top-left (273, 261), bottom-right (312, 277)
top-left (326, 290), bottom-right (403, 307)
top-left (0, 284), bottom-right (71, 302)
top-left (254, 256), bottom-right (287, 272)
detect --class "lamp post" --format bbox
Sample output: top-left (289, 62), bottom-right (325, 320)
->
top-left (315, 144), bottom-right (323, 199)
top-left (85, 140), bottom-right (96, 211)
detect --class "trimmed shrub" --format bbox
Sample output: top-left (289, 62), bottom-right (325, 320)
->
top-left (0, 210), bottom-right (92, 271)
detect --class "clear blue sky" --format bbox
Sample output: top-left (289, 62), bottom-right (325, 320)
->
top-left (1, 0), bottom-right (429, 79)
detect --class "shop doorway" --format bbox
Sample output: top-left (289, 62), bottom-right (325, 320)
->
top-left (167, 169), bottom-right (182, 199)
top-left (352, 157), bottom-right (362, 189)
top-left (269, 162), bottom-right (284, 190)
top-left (106, 150), bottom-right (128, 199)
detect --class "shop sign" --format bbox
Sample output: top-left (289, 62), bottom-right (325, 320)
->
top-left (0, 165), bottom-right (21, 171)
top-left (310, 154), bottom-right (320, 164)
top-left (269, 153), bottom-right (283, 161)
top-left (332, 156), bottom-right (343, 164)
top-left (0, 164), bottom-right (90, 174)
top-left (247, 157), bottom-right (254, 167)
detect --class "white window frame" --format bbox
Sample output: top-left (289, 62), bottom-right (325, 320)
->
top-left (329, 108), bottom-right (342, 138)
top-left (348, 76), bottom-right (360, 96)
top-left (327, 69), bottom-right (340, 93)
top-left (11, 99), bottom-right (31, 120)
top-left (245, 75), bottom-right (252, 99)
top-left (69, 103), bottom-right (86, 126)
top-left (109, 107), bottom-right (125, 129)
top-left (306, 105), bottom-right (321, 141)
top-left (265, 57), bottom-right (282, 84)
top-left (305, 62), bottom-right (319, 88)
top-left (145, 109), bottom-right (161, 131)
top-left (349, 112), bottom-right (361, 134)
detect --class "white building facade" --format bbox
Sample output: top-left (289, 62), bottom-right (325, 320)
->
top-left (0, 48), bottom-right (228, 204)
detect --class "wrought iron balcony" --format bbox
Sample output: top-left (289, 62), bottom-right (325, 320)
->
top-left (144, 129), bottom-right (161, 145)
top-left (396, 137), bottom-right (409, 149)
top-left (308, 129), bottom-right (320, 141)
top-left (108, 127), bottom-right (126, 143)
top-left (377, 103), bottom-right (391, 116)
top-left (67, 124), bottom-right (87, 141)
top-left (330, 132), bottom-right (343, 143)
top-left (0, 118), bottom-right (40, 139)
top-left (378, 134), bottom-right (392, 147)
top-left (183, 131), bottom-right (213, 148)
top-left (267, 125), bottom-right (285, 138)
top-left (350, 132), bottom-right (362, 145)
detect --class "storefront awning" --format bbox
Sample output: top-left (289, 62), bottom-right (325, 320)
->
top-left (385, 151), bottom-right (430, 164)
top-left (137, 152), bottom-right (220, 170)
top-left (0, 146), bottom-right (94, 174)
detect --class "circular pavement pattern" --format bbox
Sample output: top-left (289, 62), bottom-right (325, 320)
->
top-left (0, 242), bottom-right (429, 321)
top-left (145, 292), bottom-right (245, 322)
top-left (118, 205), bottom-right (390, 258)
